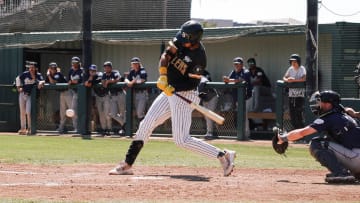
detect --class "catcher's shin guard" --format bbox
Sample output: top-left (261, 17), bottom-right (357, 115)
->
top-left (125, 140), bottom-right (144, 165)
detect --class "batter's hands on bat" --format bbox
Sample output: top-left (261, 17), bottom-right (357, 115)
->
top-left (163, 85), bottom-right (174, 96)
top-left (157, 75), bottom-right (168, 90)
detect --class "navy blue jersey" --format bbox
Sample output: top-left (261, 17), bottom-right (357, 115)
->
top-left (87, 72), bottom-right (103, 85)
top-left (167, 43), bottom-right (206, 91)
top-left (228, 68), bottom-right (252, 99)
top-left (249, 66), bottom-right (271, 88)
top-left (19, 71), bottom-right (44, 94)
top-left (68, 68), bottom-right (83, 83)
top-left (127, 67), bottom-right (147, 82)
top-left (88, 72), bottom-right (106, 97)
top-left (102, 71), bottom-right (121, 95)
top-left (45, 72), bottom-right (67, 83)
top-left (310, 111), bottom-right (360, 149)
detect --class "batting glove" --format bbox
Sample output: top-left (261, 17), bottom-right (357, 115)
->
top-left (157, 75), bottom-right (168, 90)
top-left (163, 85), bottom-right (175, 96)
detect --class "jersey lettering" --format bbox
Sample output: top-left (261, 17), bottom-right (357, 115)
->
top-left (170, 57), bottom-right (188, 75)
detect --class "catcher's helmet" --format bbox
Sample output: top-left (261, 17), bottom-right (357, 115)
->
top-left (174, 20), bottom-right (203, 46)
top-left (309, 90), bottom-right (341, 116)
top-left (289, 54), bottom-right (301, 65)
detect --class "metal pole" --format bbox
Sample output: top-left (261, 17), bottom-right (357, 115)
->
top-left (81, 0), bottom-right (92, 138)
top-left (306, 0), bottom-right (318, 95)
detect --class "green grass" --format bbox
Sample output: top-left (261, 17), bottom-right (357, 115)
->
top-left (0, 135), bottom-right (322, 170)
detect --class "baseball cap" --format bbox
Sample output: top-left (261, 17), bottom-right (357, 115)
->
top-left (49, 62), bottom-right (58, 69)
top-left (233, 57), bottom-right (243, 64)
top-left (247, 58), bottom-right (256, 66)
top-left (130, 57), bottom-right (141, 64)
top-left (103, 61), bottom-right (112, 67)
top-left (89, 64), bottom-right (97, 71)
top-left (71, 56), bottom-right (81, 63)
top-left (25, 61), bottom-right (37, 68)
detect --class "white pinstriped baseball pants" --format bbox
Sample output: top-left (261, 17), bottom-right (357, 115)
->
top-left (135, 90), bottom-right (223, 159)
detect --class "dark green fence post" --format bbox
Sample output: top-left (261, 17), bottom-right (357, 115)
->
top-left (125, 86), bottom-right (133, 137)
top-left (77, 84), bottom-right (91, 138)
top-left (275, 80), bottom-right (285, 129)
top-left (236, 82), bottom-right (246, 140)
top-left (30, 85), bottom-right (37, 135)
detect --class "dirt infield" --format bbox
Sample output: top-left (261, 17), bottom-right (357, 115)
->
top-left (0, 163), bottom-right (359, 202)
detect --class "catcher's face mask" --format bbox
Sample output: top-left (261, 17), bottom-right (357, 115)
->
top-left (309, 91), bottom-right (321, 116)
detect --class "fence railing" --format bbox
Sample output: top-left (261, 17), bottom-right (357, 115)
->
top-left (29, 82), bottom-right (248, 140)
top-left (1, 81), bottom-right (316, 140)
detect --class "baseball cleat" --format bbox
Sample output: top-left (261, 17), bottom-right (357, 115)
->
top-left (219, 149), bottom-right (236, 176)
top-left (18, 129), bottom-right (27, 135)
top-left (108, 161), bottom-right (134, 175)
top-left (325, 173), bottom-right (357, 184)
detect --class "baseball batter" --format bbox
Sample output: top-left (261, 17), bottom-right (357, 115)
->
top-left (109, 20), bottom-right (236, 176)
top-left (16, 61), bottom-right (44, 135)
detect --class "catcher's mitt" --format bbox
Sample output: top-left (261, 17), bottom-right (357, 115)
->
top-left (272, 127), bottom-right (288, 155)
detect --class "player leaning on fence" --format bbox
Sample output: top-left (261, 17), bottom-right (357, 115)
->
top-left (108, 20), bottom-right (236, 177)
top-left (16, 61), bottom-right (45, 135)
top-left (283, 54), bottom-right (306, 130)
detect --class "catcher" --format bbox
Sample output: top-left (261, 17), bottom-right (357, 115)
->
top-left (273, 90), bottom-right (360, 183)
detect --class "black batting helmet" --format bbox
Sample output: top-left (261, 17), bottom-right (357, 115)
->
top-left (289, 54), bottom-right (301, 65)
top-left (174, 20), bottom-right (203, 46)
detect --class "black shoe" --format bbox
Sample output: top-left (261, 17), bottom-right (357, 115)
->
top-left (204, 133), bottom-right (218, 140)
top-left (325, 172), bottom-right (357, 184)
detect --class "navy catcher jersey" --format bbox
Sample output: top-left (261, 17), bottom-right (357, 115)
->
top-left (310, 111), bottom-right (360, 149)
top-left (19, 71), bottom-right (44, 94)
top-left (167, 43), bottom-right (206, 91)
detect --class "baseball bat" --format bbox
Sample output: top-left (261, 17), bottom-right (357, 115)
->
top-left (175, 93), bottom-right (225, 125)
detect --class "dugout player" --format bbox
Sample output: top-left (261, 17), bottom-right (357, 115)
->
top-left (276, 90), bottom-right (360, 183)
top-left (102, 61), bottom-right (126, 136)
top-left (197, 69), bottom-right (219, 140)
top-left (16, 61), bottom-right (45, 135)
top-left (283, 54), bottom-right (306, 131)
top-left (45, 62), bottom-right (67, 131)
top-left (125, 57), bottom-right (148, 127)
top-left (57, 56), bottom-right (83, 134)
top-left (109, 20), bottom-right (236, 176)
top-left (83, 64), bottom-right (105, 135)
